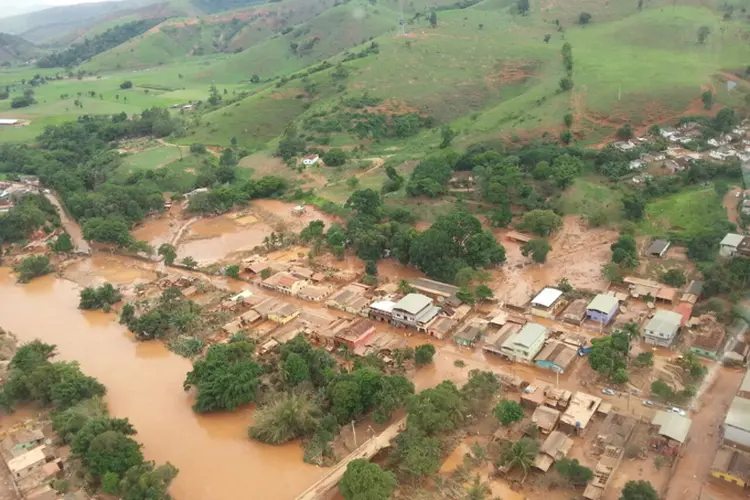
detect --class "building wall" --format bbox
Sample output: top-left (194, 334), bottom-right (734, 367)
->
top-left (720, 246), bottom-right (738, 258)
top-left (586, 305), bottom-right (617, 325)
top-left (644, 331), bottom-right (674, 348)
top-left (690, 346), bottom-right (719, 360)
top-left (711, 470), bottom-right (746, 487)
top-left (724, 425), bottom-right (750, 451)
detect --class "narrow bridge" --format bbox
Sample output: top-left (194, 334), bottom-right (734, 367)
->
top-left (295, 417), bottom-right (407, 500)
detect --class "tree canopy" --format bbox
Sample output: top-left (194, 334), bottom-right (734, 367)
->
top-left (339, 459), bottom-right (397, 500)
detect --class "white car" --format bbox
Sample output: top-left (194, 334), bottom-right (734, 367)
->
top-left (669, 407), bottom-right (687, 416)
top-left (602, 388), bottom-right (616, 396)
top-left (642, 400), bottom-right (654, 407)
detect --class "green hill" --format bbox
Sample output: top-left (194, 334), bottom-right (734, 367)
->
top-left (0, 33), bottom-right (43, 65)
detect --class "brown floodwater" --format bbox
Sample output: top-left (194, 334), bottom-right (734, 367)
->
top-left (63, 254), bottom-right (158, 287)
top-left (0, 269), bottom-right (325, 500)
top-left (177, 216), bottom-right (274, 264)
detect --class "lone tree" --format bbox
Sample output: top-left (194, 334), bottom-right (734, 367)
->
top-left (517, 0), bottom-right (530, 14)
top-left (493, 399), bottom-right (525, 426)
top-left (620, 480), bottom-right (658, 500)
top-left (555, 458), bottom-right (594, 487)
top-left (414, 344), bottom-right (436, 366)
top-left (697, 25), bottom-right (710, 44)
top-left (578, 12), bottom-right (592, 24)
top-left (158, 243), bottom-right (177, 265)
top-left (522, 238), bottom-right (552, 263)
top-left (340, 459), bottom-right (397, 500)
top-left (429, 10), bottom-right (438, 27)
top-left (499, 438), bottom-right (539, 483)
top-left (702, 90), bottom-right (714, 110)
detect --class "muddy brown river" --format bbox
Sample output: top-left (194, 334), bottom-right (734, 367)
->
top-left (0, 268), bottom-right (324, 500)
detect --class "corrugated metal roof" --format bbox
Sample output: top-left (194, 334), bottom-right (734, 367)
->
top-left (726, 397), bottom-right (750, 431)
top-left (531, 287), bottom-right (563, 308)
top-left (721, 233), bottom-right (745, 248)
top-left (394, 293), bottom-right (432, 314)
top-left (587, 294), bottom-right (618, 314)
top-left (645, 310), bottom-right (682, 338)
top-left (652, 411), bottom-right (692, 443)
top-left (513, 322), bottom-right (548, 347)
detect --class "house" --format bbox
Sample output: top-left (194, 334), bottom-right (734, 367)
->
top-left (586, 294), bottom-right (619, 326)
top-left (426, 316), bottom-right (458, 340)
top-left (326, 283), bottom-right (371, 316)
top-left (724, 397), bottom-right (750, 451)
top-left (221, 319), bottom-right (244, 336)
top-left (453, 322), bottom-right (484, 347)
top-left (334, 318), bottom-right (377, 349)
top-left (239, 309), bottom-right (261, 325)
top-left (534, 341), bottom-right (578, 374)
top-left (647, 239), bottom-right (671, 258)
top-left (559, 392), bottom-right (602, 434)
top-left (260, 272), bottom-right (307, 296)
top-left (391, 293), bottom-right (440, 332)
top-left (720, 233), bottom-right (746, 258)
top-left (7, 446), bottom-right (48, 480)
top-left (500, 322), bottom-right (548, 364)
top-left (242, 257), bottom-right (271, 275)
top-left (651, 410), bottom-right (692, 448)
top-left (711, 446), bottom-right (750, 488)
top-left (292, 205), bottom-right (307, 216)
top-left (296, 283), bottom-right (333, 302)
top-left (409, 278), bottom-right (459, 303)
top-left (506, 231), bottom-right (533, 244)
top-left (0, 119), bottom-right (19, 126)
top-left (680, 280), bottom-right (704, 304)
top-left (252, 297), bottom-right (300, 324)
top-left (689, 317), bottom-right (725, 359)
top-left (533, 430), bottom-right (573, 471)
top-left (369, 300), bottom-right (396, 322)
top-left (482, 323), bottom-right (521, 357)
top-left (531, 406), bottom-right (561, 435)
top-left (302, 154), bottom-right (320, 166)
top-left (529, 288), bottom-right (565, 319)
top-left (1, 429), bottom-right (45, 458)
top-left (561, 299), bottom-right (587, 325)
top-left (643, 309), bottom-right (682, 347)
top-left (614, 141), bottom-right (635, 151)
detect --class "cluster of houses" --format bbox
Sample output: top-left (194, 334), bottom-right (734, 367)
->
top-left (0, 427), bottom-right (82, 500)
top-left (615, 120), bottom-right (750, 175)
top-left (710, 370), bottom-right (750, 489)
top-left (0, 179), bottom-right (43, 214)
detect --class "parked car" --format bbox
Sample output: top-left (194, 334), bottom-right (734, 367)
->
top-left (668, 407), bottom-right (687, 416)
top-left (642, 400), bottom-right (654, 407)
top-left (602, 388), bottom-right (616, 396)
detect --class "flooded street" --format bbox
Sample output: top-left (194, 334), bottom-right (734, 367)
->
top-left (44, 193), bottom-right (91, 254)
top-left (0, 268), bottom-right (325, 500)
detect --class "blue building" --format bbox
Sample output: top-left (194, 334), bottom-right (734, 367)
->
top-left (585, 294), bottom-right (619, 325)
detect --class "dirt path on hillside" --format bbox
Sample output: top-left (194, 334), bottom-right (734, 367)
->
top-left (723, 187), bottom-right (742, 227)
top-left (325, 157), bottom-right (385, 187)
top-left (157, 138), bottom-right (221, 158)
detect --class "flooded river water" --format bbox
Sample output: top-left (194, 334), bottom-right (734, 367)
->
top-left (0, 268), bottom-right (325, 500)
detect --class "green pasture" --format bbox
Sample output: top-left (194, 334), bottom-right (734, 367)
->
top-left (639, 187), bottom-right (727, 239)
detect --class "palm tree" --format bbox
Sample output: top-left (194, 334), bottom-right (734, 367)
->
top-left (499, 437), bottom-right (539, 483)
top-left (465, 474), bottom-right (492, 500)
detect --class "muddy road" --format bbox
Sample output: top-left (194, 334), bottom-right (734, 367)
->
top-left (44, 192), bottom-right (90, 254)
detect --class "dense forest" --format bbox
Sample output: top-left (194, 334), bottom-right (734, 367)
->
top-left (37, 19), bottom-right (164, 68)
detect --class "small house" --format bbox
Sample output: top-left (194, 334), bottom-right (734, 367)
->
top-left (7, 446), bottom-right (48, 480)
top-left (1, 429), bottom-right (44, 458)
top-left (534, 341), bottom-right (577, 374)
top-left (453, 322), bottom-right (484, 347)
top-left (302, 154), bottom-right (320, 166)
top-left (647, 239), bottom-right (671, 258)
top-left (643, 309), bottom-right (682, 347)
top-left (586, 294), bottom-right (619, 326)
top-left (482, 323), bottom-right (521, 357)
top-left (326, 283), bottom-right (371, 316)
top-left (391, 293), bottom-right (440, 332)
top-left (334, 318), bottom-right (377, 349)
top-left (531, 406), bottom-right (561, 435)
top-left (409, 278), bottom-right (459, 302)
top-left (562, 299), bottom-right (587, 325)
top-left (296, 283), bottom-right (333, 302)
top-left (426, 316), bottom-right (458, 340)
top-left (533, 430), bottom-right (573, 472)
top-left (260, 271), bottom-right (307, 296)
top-left (530, 288), bottom-right (565, 319)
top-left (369, 300), bottom-right (396, 322)
top-left (559, 392), bottom-right (602, 435)
top-left (500, 322), bottom-right (548, 364)
top-left (0, 119), bottom-right (19, 126)
top-left (721, 233), bottom-right (746, 258)
top-left (651, 410), bottom-right (691, 449)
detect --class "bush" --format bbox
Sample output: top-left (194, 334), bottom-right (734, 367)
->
top-left (14, 255), bottom-right (52, 283)
top-left (190, 143), bottom-right (207, 154)
top-left (120, 80), bottom-right (133, 89)
top-left (661, 269), bottom-right (686, 287)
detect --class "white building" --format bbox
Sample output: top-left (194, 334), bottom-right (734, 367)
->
top-left (643, 310), bottom-right (682, 348)
top-left (500, 322), bottom-right (548, 364)
top-left (720, 233), bottom-right (745, 258)
top-left (724, 396), bottom-right (750, 451)
top-left (302, 154), bottom-right (320, 166)
top-left (530, 287), bottom-right (565, 319)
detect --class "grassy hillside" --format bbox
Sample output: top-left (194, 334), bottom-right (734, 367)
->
top-left (0, 34), bottom-right (43, 65)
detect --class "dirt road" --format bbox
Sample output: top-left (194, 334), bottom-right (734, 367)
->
top-left (44, 192), bottom-right (90, 254)
top-left (723, 187), bottom-right (742, 227)
top-left (665, 366), bottom-right (743, 500)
